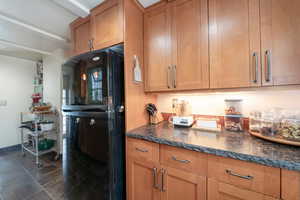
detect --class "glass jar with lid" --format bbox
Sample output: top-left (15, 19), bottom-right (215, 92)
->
top-left (260, 108), bottom-right (282, 136)
top-left (249, 111), bottom-right (262, 132)
top-left (279, 110), bottom-right (300, 141)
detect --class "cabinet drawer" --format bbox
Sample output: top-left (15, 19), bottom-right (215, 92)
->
top-left (127, 138), bottom-right (159, 163)
top-left (208, 155), bottom-right (280, 198)
top-left (160, 144), bottom-right (207, 176)
top-left (208, 178), bottom-right (278, 200)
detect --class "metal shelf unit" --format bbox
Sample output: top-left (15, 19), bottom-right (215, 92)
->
top-left (20, 111), bottom-right (60, 167)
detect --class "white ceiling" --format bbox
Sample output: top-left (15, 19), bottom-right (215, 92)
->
top-left (0, 0), bottom-right (160, 61)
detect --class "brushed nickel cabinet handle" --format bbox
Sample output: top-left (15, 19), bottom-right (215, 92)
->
top-left (135, 147), bottom-right (148, 153)
top-left (152, 168), bottom-right (159, 189)
top-left (167, 66), bottom-right (172, 88)
top-left (173, 65), bottom-right (177, 88)
top-left (160, 168), bottom-right (166, 192)
top-left (226, 169), bottom-right (254, 180)
top-left (88, 40), bottom-right (92, 51)
top-left (252, 52), bottom-right (258, 83)
top-left (91, 38), bottom-right (95, 51)
top-left (172, 156), bottom-right (191, 164)
top-left (265, 50), bottom-right (271, 82)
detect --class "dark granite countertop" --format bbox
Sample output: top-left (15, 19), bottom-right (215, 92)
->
top-left (126, 122), bottom-right (300, 171)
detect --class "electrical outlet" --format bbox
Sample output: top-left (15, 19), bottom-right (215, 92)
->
top-left (0, 100), bottom-right (7, 107)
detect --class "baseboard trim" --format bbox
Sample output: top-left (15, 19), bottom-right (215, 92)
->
top-left (0, 144), bottom-right (21, 153)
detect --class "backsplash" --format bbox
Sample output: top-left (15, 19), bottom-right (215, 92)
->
top-left (156, 89), bottom-right (300, 117)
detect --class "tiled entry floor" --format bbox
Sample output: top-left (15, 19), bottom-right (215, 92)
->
top-left (0, 150), bottom-right (62, 200)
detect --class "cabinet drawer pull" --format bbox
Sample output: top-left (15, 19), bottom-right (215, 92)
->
top-left (161, 168), bottom-right (166, 192)
top-left (135, 147), bottom-right (148, 153)
top-left (167, 66), bottom-right (172, 88)
top-left (171, 156), bottom-right (191, 164)
top-left (226, 169), bottom-right (254, 180)
top-left (152, 168), bottom-right (159, 189)
top-left (252, 52), bottom-right (258, 83)
top-left (265, 50), bottom-right (271, 82)
top-left (173, 65), bottom-right (177, 88)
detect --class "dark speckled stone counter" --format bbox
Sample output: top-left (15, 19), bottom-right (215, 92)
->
top-left (126, 122), bottom-right (300, 171)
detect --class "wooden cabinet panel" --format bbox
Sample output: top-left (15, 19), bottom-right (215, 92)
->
top-left (127, 138), bottom-right (160, 163)
top-left (208, 178), bottom-right (278, 200)
top-left (91, 0), bottom-right (123, 50)
top-left (208, 155), bottom-right (280, 198)
top-left (171, 0), bottom-right (209, 90)
top-left (127, 158), bottom-right (160, 200)
top-left (209, 0), bottom-right (261, 88)
top-left (282, 169), bottom-right (300, 200)
top-left (160, 144), bottom-right (207, 176)
top-left (260, 0), bottom-right (300, 86)
top-left (161, 166), bottom-right (206, 200)
top-left (70, 16), bottom-right (91, 56)
top-left (144, 3), bottom-right (172, 92)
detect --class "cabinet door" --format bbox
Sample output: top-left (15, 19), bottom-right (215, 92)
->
top-left (261, 0), bottom-right (300, 86)
top-left (127, 159), bottom-right (160, 200)
top-left (144, 3), bottom-right (172, 92)
top-left (91, 0), bottom-right (123, 50)
top-left (282, 169), bottom-right (300, 200)
top-left (161, 166), bottom-right (206, 200)
top-left (209, 0), bottom-right (261, 88)
top-left (70, 16), bottom-right (91, 56)
top-left (171, 0), bottom-right (209, 90)
top-left (208, 178), bottom-right (278, 200)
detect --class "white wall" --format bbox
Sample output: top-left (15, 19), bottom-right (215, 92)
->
top-left (157, 88), bottom-right (300, 117)
top-left (43, 49), bottom-right (65, 110)
top-left (43, 49), bottom-right (66, 153)
top-left (0, 55), bottom-right (35, 148)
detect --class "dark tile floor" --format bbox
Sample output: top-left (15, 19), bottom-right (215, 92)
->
top-left (0, 150), bottom-right (62, 200)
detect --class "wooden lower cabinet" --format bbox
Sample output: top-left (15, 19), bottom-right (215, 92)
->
top-left (281, 169), bottom-right (300, 200)
top-left (127, 158), bottom-right (160, 200)
top-left (208, 178), bottom-right (278, 200)
top-left (161, 166), bottom-right (206, 200)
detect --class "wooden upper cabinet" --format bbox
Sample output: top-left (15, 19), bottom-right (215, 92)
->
top-left (170, 0), bottom-right (209, 90)
top-left (70, 16), bottom-right (91, 56)
top-left (91, 0), bottom-right (124, 50)
top-left (144, 3), bottom-right (172, 92)
top-left (208, 179), bottom-right (278, 200)
top-left (209, 0), bottom-right (261, 89)
top-left (260, 0), bottom-right (300, 86)
top-left (161, 166), bottom-right (206, 200)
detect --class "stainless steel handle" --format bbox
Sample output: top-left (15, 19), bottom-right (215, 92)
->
top-left (88, 40), bottom-right (92, 51)
top-left (252, 52), bottom-right (258, 83)
top-left (173, 65), bottom-right (177, 88)
top-left (226, 169), bottom-right (254, 180)
top-left (76, 118), bottom-right (80, 124)
top-left (152, 168), bottom-right (159, 189)
top-left (135, 147), bottom-right (148, 153)
top-left (90, 118), bottom-right (95, 126)
top-left (167, 66), bottom-right (172, 88)
top-left (265, 50), bottom-right (271, 82)
top-left (172, 156), bottom-right (191, 164)
top-left (160, 168), bottom-right (166, 192)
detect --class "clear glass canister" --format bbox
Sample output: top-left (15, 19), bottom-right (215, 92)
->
top-left (225, 99), bottom-right (242, 115)
top-left (224, 116), bottom-right (243, 132)
top-left (260, 110), bottom-right (280, 136)
top-left (280, 118), bottom-right (300, 141)
top-left (249, 111), bottom-right (262, 132)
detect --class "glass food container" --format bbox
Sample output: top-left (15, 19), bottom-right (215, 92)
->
top-left (225, 99), bottom-right (242, 115)
top-left (279, 110), bottom-right (300, 141)
top-left (259, 110), bottom-right (281, 136)
top-left (224, 115), bottom-right (243, 132)
top-left (249, 111), bottom-right (262, 132)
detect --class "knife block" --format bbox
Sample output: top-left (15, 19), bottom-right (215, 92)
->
top-left (150, 112), bottom-right (164, 125)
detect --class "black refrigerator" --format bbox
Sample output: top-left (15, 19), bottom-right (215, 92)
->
top-left (62, 45), bottom-right (124, 200)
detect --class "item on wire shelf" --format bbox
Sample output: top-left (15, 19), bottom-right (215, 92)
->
top-left (39, 121), bottom-right (55, 131)
top-left (38, 139), bottom-right (55, 151)
top-left (146, 103), bottom-right (163, 125)
top-left (192, 117), bottom-right (221, 132)
top-left (224, 99), bottom-right (243, 132)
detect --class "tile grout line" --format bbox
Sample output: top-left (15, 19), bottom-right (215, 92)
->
top-left (21, 162), bottom-right (58, 200)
